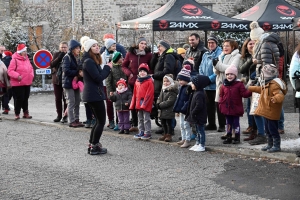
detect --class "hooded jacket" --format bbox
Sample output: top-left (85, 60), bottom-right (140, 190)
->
top-left (8, 53), bottom-right (34, 87)
top-left (122, 46), bottom-right (152, 87)
top-left (152, 48), bottom-right (176, 97)
top-left (248, 78), bottom-right (287, 120)
top-left (184, 40), bottom-right (207, 75)
top-left (62, 40), bottom-right (81, 89)
top-left (199, 46), bottom-right (222, 90)
top-left (156, 82), bottom-right (178, 119)
top-left (82, 51), bottom-right (111, 102)
top-left (219, 80), bottom-right (252, 116)
top-left (185, 75), bottom-right (211, 125)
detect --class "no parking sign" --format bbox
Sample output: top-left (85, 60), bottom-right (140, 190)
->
top-left (33, 49), bottom-right (53, 69)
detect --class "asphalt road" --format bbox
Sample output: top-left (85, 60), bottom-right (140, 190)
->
top-left (1, 118), bottom-right (300, 199)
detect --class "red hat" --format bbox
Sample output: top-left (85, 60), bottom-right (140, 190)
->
top-left (116, 78), bottom-right (127, 88)
top-left (138, 63), bottom-right (149, 73)
top-left (17, 43), bottom-right (27, 53)
top-left (3, 50), bottom-right (12, 57)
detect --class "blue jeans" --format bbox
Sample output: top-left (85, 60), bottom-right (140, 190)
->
top-left (195, 124), bottom-right (206, 146)
top-left (264, 118), bottom-right (280, 140)
top-left (278, 108), bottom-right (284, 130)
top-left (179, 113), bottom-right (191, 141)
top-left (254, 115), bottom-right (265, 136)
top-left (246, 98), bottom-right (253, 126)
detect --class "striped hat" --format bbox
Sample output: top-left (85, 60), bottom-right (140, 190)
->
top-left (177, 65), bottom-right (191, 82)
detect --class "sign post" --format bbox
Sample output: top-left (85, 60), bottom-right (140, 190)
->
top-left (33, 50), bottom-right (53, 89)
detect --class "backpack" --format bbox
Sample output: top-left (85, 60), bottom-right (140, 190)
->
top-left (56, 54), bottom-right (71, 85)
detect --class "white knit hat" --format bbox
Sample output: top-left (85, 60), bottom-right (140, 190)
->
top-left (80, 36), bottom-right (90, 46)
top-left (83, 39), bottom-right (98, 52)
top-left (250, 21), bottom-right (264, 41)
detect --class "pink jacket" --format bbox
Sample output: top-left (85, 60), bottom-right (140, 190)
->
top-left (8, 53), bottom-right (34, 87)
top-left (72, 80), bottom-right (84, 92)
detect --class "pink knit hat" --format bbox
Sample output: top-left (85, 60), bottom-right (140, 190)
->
top-left (225, 65), bottom-right (238, 77)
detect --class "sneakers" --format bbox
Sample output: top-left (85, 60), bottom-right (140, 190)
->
top-left (15, 115), bottom-right (20, 120)
top-left (53, 116), bottom-right (62, 122)
top-left (242, 126), bottom-right (253, 134)
top-left (23, 110), bottom-right (32, 119)
top-left (2, 109), bottom-right (9, 114)
top-left (189, 144), bottom-right (199, 151)
top-left (193, 145), bottom-right (205, 152)
top-left (75, 119), bottom-right (84, 127)
top-left (114, 124), bottom-right (120, 131)
top-left (90, 143), bottom-right (107, 155)
top-left (134, 131), bottom-right (144, 139)
top-left (141, 134), bottom-right (151, 140)
top-left (61, 116), bottom-right (68, 123)
top-left (249, 135), bottom-right (267, 145)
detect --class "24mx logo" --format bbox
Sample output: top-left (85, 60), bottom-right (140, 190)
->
top-left (273, 24), bottom-right (293, 30)
top-left (169, 22), bottom-right (198, 29)
top-left (221, 23), bottom-right (248, 30)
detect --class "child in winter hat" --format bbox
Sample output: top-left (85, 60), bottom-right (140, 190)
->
top-left (109, 78), bottom-right (132, 134)
top-left (250, 21), bottom-right (264, 41)
top-left (225, 65), bottom-right (238, 79)
top-left (177, 65), bottom-right (191, 82)
top-left (105, 38), bottom-right (116, 50)
top-left (112, 52), bottom-right (123, 64)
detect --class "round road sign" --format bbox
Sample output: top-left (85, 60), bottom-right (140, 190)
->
top-left (33, 49), bottom-right (53, 69)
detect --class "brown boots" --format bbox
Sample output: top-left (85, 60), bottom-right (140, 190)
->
top-left (159, 134), bottom-right (172, 142)
top-left (243, 130), bottom-right (257, 141)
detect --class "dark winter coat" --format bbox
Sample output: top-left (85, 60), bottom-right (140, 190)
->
top-left (239, 53), bottom-right (256, 82)
top-left (122, 46), bottom-right (152, 87)
top-left (129, 75), bottom-right (154, 113)
top-left (185, 75), bottom-right (211, 125)
top-left (219, 80), bottom-right (252, 117)
top-left (62, 40), bottom-right (81, 89)
top-left (184, 40), bottom-right (207, 75)
top-left (82, 51), bottom-right (111, 102)
top-left (109, 89), bottom-right (132, 111)
top-left (254, 33), bottom-right (280, 77)
top-left (2, 56), bottom-right (12, 69)
top-left (105, 63), bottom-right (127, 95)
top-left (50, 51), bottom-right (66, 85)
top-left (152, 48), bottom-right (176, 97)
top-left (173, 84), bottom-right (190, 115)
top-left (156, 83), bottom-right (178, 119)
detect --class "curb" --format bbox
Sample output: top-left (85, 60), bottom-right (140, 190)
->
top-left (2, 116), bottom-right (300, 164)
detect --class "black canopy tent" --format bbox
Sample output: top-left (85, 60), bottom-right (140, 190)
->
top-left (116, 0), bottom-right (251, 45)
top-left (232, 0), bottom-right (300, 80)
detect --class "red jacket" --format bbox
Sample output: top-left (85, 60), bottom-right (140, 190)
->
top-left (219, 80), bottom-right (252, 116)
top-left (130, 75), bottom-right (154, 113)
top-left (122, 47), bottom-right (152, 87)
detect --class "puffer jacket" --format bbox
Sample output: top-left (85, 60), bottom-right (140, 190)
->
top-left (122, 47), bottom-right (152, 87)
top-left (214, 49), bottom-right (241, 102)
top-left (184, 40), bottom-right (207, 75)
top-left (82, 51), bottom-right (111, 102)
top-left (109, 89), bottom-right (132, 111)
top-left (152, 48), bottom-right (176, 97)
top-left (62, 40), bottom-right (81, 89)
top-left (105, 63), bottom-right (127, 95)
top-left (173, 84), bottom-right (190, 115)
top-left (8, 53), bottom-right (34, 87)
top-left (248, 78), bottom-right (287, 120)
top-left (156, 82), bottom-right (178, 119)
top-left (254, 33), bottom-right (280, 77)
top-left (219, 80), bottom-right (252, 116)
top-left (289, 51), bottom-right (300, 98)
top-left (239, 53), bottom-right (256, 82)
top-left (199, 46), bottom-right (222, 90)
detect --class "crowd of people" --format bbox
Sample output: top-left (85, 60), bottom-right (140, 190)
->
top-left (1, 21), bottom-right (300, 156)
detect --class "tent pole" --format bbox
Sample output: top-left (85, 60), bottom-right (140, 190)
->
top-left (283, 31), bottom-right (288, 83)
top-left (152, 30), bottom-right (154, 53)
top-left (293, 30), bottom-right (295, 51)
top-left (204, 31), bottom-right (207, 47)
top-left (116, 28), bottom-right (118, 43)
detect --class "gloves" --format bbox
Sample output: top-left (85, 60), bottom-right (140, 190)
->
top-left (212, 58), bottom-right (219, 66)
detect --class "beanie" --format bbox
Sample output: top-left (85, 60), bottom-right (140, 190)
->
top-left (103, 33), bottom-right (114, 41)
top-left (112, 52), bottom-right (122, 63)
top-left (83, 39), bottom-right (98, 52)
top-left (261, 64), bottom-right (278, 79)
top-left (177, 48), bottom-right (186, 55)
top-left (177, 65), bottom-right (191, 82)
top-left (207, 34), bottom-right (218, 44)
top-left (17, 43), bottom-right (27, 53)
top-left (183, 44), bottom-right (190, 49)
top-left (80, 36), bottom-right (90, 46)
top-left (105, 38), bottom-right (116, 49)
top-left (157, 40), bottom-right (170, 50)
top-left (225, 65), bottom-right (238, 77)
top-left (250, 21), bottom-right (264, 41)
top-left (183, 59), bottom-right (194, 70)
top-left (136, 37), bottom-right (147, 45)
top-left (138, 63), bottom-right (149, 73)
top-left (116, 78), bottom-right (127, 88)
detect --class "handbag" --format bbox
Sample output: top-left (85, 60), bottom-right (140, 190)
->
top-left (249, 92), bottom-right (260, 115)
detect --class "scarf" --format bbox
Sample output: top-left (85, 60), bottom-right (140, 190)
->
top-left (135, 49), bottom-right (146, 56)
top-left (116, 87), bottom-right (128, 94)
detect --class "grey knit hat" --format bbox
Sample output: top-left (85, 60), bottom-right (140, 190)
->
top-left (105, 38), bottom-right (116, 49)
top-left (157, 40), bottom-right (170, 50)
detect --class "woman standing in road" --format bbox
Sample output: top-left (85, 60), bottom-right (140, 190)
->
top-left (82, 39), bottom-right (111, 155)
top-left (8, 43), bottom-right (34, 120)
